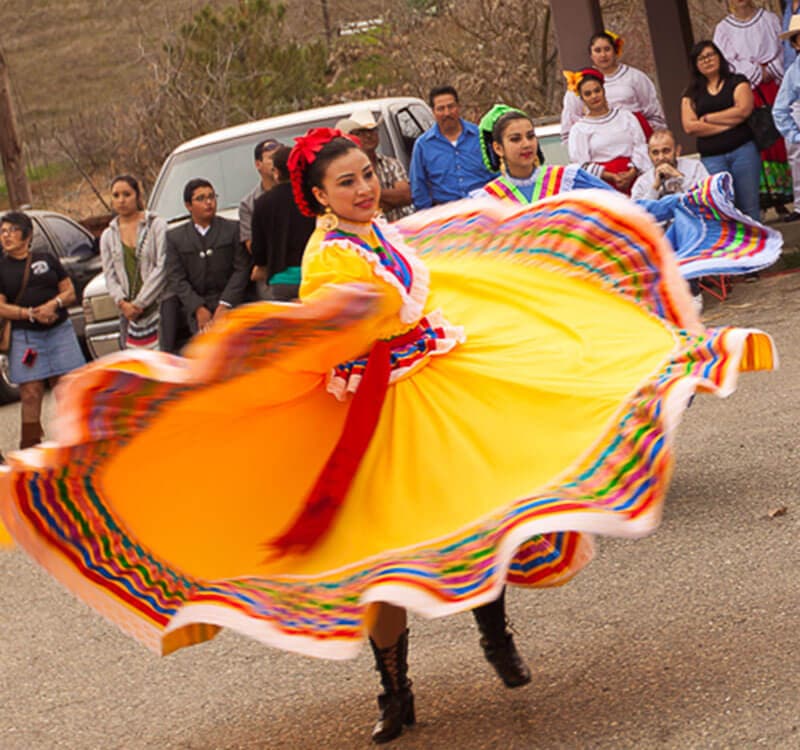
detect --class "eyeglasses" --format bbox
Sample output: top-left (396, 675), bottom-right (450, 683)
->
top-left (0, 226), bottom-right (22, 236)
top-left (192, 193), bottom-right (218, 203)
top-left (697, 53), bottom-right (718, 63)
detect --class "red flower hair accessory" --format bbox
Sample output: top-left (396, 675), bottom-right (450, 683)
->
top-left (288, 127), bottom-right (361, 217)
top-left (605, 30), bottom-right (624, 57)
top-left (563, 67), bottom-right (605, 95)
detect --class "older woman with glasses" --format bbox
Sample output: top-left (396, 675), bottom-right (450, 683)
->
top-left (681, 40), bottom-right (760, 221)
top-left (0, 211), bottom-right (85, 452)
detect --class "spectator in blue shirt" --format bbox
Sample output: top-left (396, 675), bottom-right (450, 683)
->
top-left (410, 85), bottom-right (496, 208)
top-left (783, 1), bottom-right (800, 70)
top-left (774, 14), bottom-right (800, 222)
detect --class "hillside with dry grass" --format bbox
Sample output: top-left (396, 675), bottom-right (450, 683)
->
top-left (0, 0), bottom-right (238, 214)
top-left (0, 0), bottom-right (389, 215)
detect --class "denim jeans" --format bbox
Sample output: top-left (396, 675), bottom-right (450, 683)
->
top-left (701, 140), bottom-right (762, 221)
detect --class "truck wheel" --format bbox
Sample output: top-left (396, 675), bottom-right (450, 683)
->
top-left (0, 355), bottom-right (20, 404)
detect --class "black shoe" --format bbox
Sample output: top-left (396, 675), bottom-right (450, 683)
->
top-left (372, 689), bottom-right (415, 744)
top-left (783, 211), bottom-right (800, 223)
top-left (369, 630), bottom-right (415, 744)
top-left (472, 591), bottom-right (532, 688)
top-left (479, 631), bottom-right (532, 688)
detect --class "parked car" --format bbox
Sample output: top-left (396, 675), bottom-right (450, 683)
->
top-left (81, 96), bottom-right (435, 358)
top-left (0, 210), bottom-right (101, 403)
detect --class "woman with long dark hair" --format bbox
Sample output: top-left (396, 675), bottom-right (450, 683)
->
top-left (99, 175), bottom-right (167, 349)
top-left (681, 40), bottom-right (760, 221)
top-left (713, 0), bottom-right (791, 213)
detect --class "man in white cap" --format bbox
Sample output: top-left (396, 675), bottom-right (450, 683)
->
top-left (335, 109), bottom-right (414, 221)
top-left (774, 13), bottom-right (800, 222)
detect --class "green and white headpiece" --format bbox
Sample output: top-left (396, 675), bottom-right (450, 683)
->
top-left (478, 104), bottom-right (529, 172)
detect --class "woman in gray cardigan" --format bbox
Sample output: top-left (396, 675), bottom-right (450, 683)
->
top-left (99, 175), bottom-right (168, 349)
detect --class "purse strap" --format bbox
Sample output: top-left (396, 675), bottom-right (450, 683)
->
top-left (128, 216), bottom-right (152, 301)
top-left (12, 253), bottom-right (33, 306)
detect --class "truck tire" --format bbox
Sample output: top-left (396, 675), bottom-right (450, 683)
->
top-left (0, 354), bottom-right (20, 404)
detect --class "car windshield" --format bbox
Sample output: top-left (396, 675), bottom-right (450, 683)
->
top-left (537, 132), bottom-right (569, 167)
top-left (149, 116), bottom-right (396, 223)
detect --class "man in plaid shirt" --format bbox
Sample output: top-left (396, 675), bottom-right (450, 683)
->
top-left (336, 110), bottom-right (414, 221)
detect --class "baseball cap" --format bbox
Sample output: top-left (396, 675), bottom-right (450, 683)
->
top-left (255, 138), bottom-right (281, 160)
top-left (336, 108), bottom-right (380, 134)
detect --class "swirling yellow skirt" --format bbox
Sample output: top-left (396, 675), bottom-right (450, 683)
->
top-left (0, 193), bottom-right (775, 658)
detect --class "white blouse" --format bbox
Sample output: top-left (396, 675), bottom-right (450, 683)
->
top-left (567, 108), bottom-right (652, 178)
top-left (560, 63), bottom-right (667, 143)
top-left (713, 8), bottom-right (783, 87)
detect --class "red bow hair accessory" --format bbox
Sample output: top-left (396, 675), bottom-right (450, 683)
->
top-left (288, 127), bottom-right (361, 217)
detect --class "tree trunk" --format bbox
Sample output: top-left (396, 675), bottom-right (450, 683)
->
top-left (320, 0), bottom-right (333, 47)
top-left (0, 49), bottom-right (32, 209)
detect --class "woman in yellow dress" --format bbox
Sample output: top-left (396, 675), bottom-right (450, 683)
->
top-left (0, 129), bottom-right (775, 745)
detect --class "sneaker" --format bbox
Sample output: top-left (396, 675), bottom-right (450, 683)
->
top-left (783, 211), bottom-right (800, 223)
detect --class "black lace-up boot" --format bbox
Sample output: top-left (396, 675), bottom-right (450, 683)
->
top-left (368, 628), bottom-right (415, 743)
top-left (472, 589), bottom-right (532, 688)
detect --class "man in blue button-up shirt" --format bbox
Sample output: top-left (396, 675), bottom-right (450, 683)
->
top-left (410, 85), bottom-right (496, 209)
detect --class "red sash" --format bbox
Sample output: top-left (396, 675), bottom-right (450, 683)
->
top-left (632, 110), bottom-right (653, 141)
top-left (266, 324), bottom-right (427, 557)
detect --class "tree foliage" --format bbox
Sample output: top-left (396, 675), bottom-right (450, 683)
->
top-left (48, 0), bottom-right (786, 211)
top-left (92, 0), bottom-right (331, 186)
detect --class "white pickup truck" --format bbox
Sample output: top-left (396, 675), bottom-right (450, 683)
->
top-left (80, 97), bottom-right (435, 358)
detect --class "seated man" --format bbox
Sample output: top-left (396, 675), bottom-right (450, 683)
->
top-left (631, 129), bottom-right (709, 201)
top-left (166, 179), bottom-right (251, 335)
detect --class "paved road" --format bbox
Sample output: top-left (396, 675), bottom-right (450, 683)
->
top-left (1, 272), bottom-right (799, 750)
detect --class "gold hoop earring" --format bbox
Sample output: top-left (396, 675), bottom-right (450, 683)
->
top-left (499, 156), bottom-right (506, 175)
top-left (319, 206), bottom-right (338, 231)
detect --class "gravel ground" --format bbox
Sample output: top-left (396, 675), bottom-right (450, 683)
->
top-left (1, 269), bottom-right (799, 750)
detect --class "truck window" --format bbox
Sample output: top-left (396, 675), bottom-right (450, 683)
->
top-left (150, 119), bottom-right (344, 223)
top-left (392, 104), bottom-right (435, 166)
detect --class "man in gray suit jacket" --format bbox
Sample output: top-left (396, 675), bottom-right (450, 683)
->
top-left (166, 178), bottom-right (251, 335)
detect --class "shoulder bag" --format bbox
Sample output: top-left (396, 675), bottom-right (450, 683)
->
top-left (747, 85), bottom-right (781, 152)
top-left (0, 253), bottom-right (33, 353)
